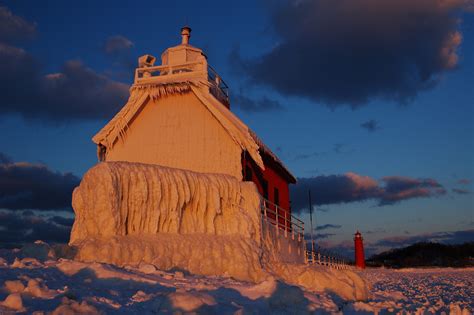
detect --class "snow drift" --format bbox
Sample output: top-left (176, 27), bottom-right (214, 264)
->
top-left (70, 162), bottom-right (368, 300)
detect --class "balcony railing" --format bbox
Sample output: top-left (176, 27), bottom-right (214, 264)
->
top-left (134, 60), bottom-right (230, 106)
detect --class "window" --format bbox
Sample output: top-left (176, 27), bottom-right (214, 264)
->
top-left (245, 165), bottom-right (253, 181)
top-left (262, 179), bottom-right (268, 200)
top-left (274, 187), bottom-right (280, 206)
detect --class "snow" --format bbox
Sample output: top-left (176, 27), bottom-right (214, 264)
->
top-left (0, 247), bottom-right (472, 314)
top-left (342, 268), bottom-right (473, 314)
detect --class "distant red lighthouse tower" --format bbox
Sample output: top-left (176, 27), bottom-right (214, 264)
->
top-left (354, 231), bottom-right (366, 269)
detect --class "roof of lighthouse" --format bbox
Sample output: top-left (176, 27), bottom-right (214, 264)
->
top-left (93, 27), bottom-right (295, 182)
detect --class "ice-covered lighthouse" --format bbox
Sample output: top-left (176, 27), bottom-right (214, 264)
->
top-left (93, 26), bottom-right (296, 220)
top-left (69, 27), bottom-right (309, 283)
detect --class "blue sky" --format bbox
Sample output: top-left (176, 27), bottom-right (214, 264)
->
top-left (0, 0), bottom-right (473, 255)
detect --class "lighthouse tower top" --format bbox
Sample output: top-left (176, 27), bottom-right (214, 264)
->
top-left (354, 230), bottom-right (363, 239)
top-left (133, 26), bottom-right (230, 107)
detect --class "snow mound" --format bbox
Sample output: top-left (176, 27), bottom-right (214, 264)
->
top-left (3, 280), bottom-right (25, 294)
top-left (51, 298), bottom-right (102, 315)
top-left (1, 293), bottom-right (25, 312)
top-left (19, 240), bottom-right (56, 262)
top-left (73, 234), bottom-right (267, 282)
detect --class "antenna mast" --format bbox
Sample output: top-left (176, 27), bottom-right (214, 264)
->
top-left (308, 190), bottom-right (315, 253)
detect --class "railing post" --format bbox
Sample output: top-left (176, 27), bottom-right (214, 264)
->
top-left (284, 210), bottom-right (288, 238)
top-left (263, 200), bottom-right (267, 218)
top-left (275, 205), bottom-right (279, 235)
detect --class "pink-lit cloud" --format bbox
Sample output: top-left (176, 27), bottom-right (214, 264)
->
top-left (291, 172), bottom-right (446, 212)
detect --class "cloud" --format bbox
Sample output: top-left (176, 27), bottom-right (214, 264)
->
top-left (0, 153), bottom-right (80, 211)
top-left (0, 6), bottom-right (36, 43)
top-left (232, 93), bottom-right (283, 112)
top-left (50, 216), bottom-right (74, 227)
top-left (103, 35), bottom-right (134, 55)
top-left (233, 0), bottom-right (469, 107)
top-left (365, 228), bottom-right (387, 235)
top-left (372, 229), bottom-right (474, 248)
top-left (305, 232), bottom-right (336, 240)
top-left (452, 188), bottom-right (470, 194)
top-left (0, 211), bottom-right (71, 246)
top-left (316, 224), bottom-right (342, 231)
top-left (379, 176), bottom-right (446, 205)
top-left (0, 7), bottom-right (129, 121)
top-left (360, 119), bottom-right (380, 132)
top-left (291, 172), bottom-right (445, 213)
top-left (0, 47), bottom-right (130, 120)
top-left (457, 179), bottom-right (471, 185)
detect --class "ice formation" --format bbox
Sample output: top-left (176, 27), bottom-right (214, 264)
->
top-left (70, 161), bottom-right (367, 300)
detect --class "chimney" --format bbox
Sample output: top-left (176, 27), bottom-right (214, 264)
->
top-left (181, 26), bottom-right (191, 45)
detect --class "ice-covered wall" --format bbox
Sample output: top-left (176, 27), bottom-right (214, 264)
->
top-left (71, 162), bottom-right (368, 300)
top-left (71, 162), bottom-right (261, 244)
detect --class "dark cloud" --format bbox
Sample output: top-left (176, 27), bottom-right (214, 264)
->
top-left (103, 35), bottom-right (134, 55)
top-left (0, 211), bottom-right (71, 246)
top-left (50, 216), bottom-right (75, 227)
top-left (305, 232), bottom-right (336, 240)
top-left (0, 153), bottom-right (80, 211)
top-left (316, 224), bottom-right (342, 231)
top-left (372, 229), bottom-right (474, 248)
top-left (0, 6), bottom-right (36, 43)
top-left (233, 0), bottom-right (468, 106)
top-left (232, 93), bottom-right (283, 112)
top-left (360, 119), bottom-right (380, 132)
top-left (0, 49), bottom-right (129, 120)
top-left (0, 152), bottom-right (13, 164)
top-left (452, 188), bottom-right (470, 194)
top-left (291, 172), bottom-right (446, 213)
top-left (0, 7), bottom-right (129, 121)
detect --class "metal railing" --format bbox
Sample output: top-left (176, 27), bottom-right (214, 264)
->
top-left (260, 198), bottom-right (305, 241)
top-left (305, 245), bottom-right (353, 270)
top-left (134, 60), bottom-right (230, 106)
top-left (259, 196), bottom-right (351, 269)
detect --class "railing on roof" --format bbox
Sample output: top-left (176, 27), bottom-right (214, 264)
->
top-left (260, 197), bottom-right (305, 242)
top-left (134, 61), bottom-right (230, 106)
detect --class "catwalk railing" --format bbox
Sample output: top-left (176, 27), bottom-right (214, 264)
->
top-left (260, 198), bottom-right (305, 241)
top-left (259, 197), bottom-right (352, 269)
top-left (305, 245), bottom-right (353, 270)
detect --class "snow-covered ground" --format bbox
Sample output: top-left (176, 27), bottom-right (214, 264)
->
top-left (345, 268), bottom-right (473, 314)
top-left (0, 246), bottom-right (472, 314)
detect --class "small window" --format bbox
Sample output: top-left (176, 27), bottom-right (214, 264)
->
top-left (245, 166), bottom-right (253, 181)
top-left (262, 180), bottom-right (269, 200)
top-left (274, 188), bottom-right (280, 206)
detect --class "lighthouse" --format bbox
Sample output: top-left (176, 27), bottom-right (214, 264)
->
top-left (354, 231), bottom-right (366, 269)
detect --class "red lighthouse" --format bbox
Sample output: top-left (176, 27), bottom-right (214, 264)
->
top-left (354, 231), bottom-right (366, 269)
